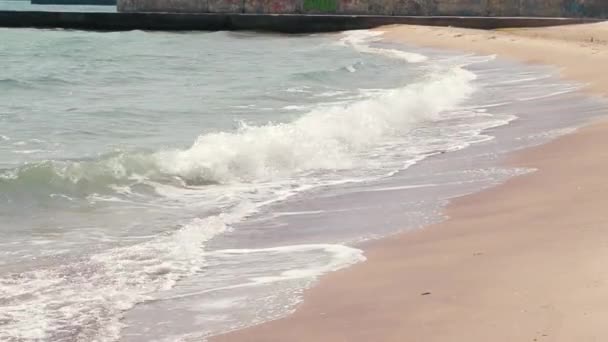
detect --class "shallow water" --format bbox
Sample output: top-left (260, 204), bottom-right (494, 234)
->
top-left (0, 28), bottom-right (606, 341)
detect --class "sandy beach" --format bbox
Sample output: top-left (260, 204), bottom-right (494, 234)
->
top-left (212, 22), bottom-right (608, 342)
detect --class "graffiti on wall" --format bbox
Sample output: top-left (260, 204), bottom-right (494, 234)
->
top-left (304, 0), bottom-right (338, 12)
top-left (269, 0), bottom-right (289, 12)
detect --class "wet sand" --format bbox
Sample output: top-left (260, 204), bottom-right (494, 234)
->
top-left (212, 22), bottom-right (608, 342)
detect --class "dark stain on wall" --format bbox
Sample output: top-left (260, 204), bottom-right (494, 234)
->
top-left (564, 0), bottom-right (608, 17)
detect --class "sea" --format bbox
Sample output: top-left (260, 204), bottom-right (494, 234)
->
top-left (1, 25), bottom-right (607, 341)
top-left (0, 0), bottom-right (116, 12)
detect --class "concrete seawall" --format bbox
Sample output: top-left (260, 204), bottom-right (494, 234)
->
top-left (118, 0), bottom-right (608, 18)
top-left (0, 11), bottom-right (602, 32)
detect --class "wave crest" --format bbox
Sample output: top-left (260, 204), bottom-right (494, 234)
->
top-left (158, 67), bottom-right (474, 184)
top-left (1, 66), bottom-right (475, 197)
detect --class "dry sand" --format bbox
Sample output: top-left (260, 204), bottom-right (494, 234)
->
top-left (212, 22), bottom-right (608, 342)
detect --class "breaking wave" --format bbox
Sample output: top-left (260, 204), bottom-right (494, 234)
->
top-left (1, 66), bottom-right (475, 198)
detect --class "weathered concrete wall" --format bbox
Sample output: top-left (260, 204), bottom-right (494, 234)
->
top-left (0, 10), bottom-right (600, 32)
top-left (118, 0), bottom-right (608, 17)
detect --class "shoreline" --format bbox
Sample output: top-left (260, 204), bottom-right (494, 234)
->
top-left (212, 22), bottom-right (608, 341)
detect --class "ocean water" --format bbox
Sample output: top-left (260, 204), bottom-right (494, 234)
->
top-left (1, 28), bottom-right (607, 341)
top-left (0, 0), bottom-right (116, 12)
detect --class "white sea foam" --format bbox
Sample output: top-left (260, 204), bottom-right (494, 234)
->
top-left (314, 90), bottom-right (349, 97)
top-left (340, 30), bottom-right (429, 63)
top-left (240, 244), bottom-right (365, 284)
top-left (13, 149), bottom-right (47, 154)
top-left (285, 86), bottom-right (310, 93)
top-left (282, 105), bottom-right (308, 111)
top-left (517, 87), bottom-right (582, 101)
top-left (159, 244), bottom-right (365, 302)
top-left (272, 210), bottom-right (327, 217)
top-left (494, 75), bottom-right (552, 85)
top-left (154, 65), bottom-right (475, 184)
top-left (0, 211), bottom-right (236, 341)
top-left (518, 126), bottom-right (580, 142)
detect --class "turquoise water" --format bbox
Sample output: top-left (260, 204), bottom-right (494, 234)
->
top-left (1, 28), bottom-right (607, 341)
